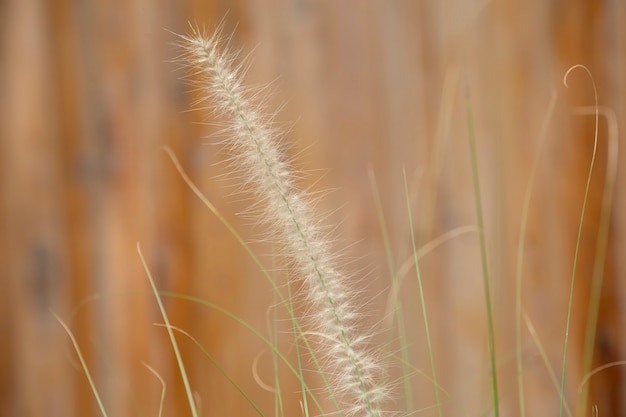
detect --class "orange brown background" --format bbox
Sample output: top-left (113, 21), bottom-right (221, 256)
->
top-left (1, 1), bottom-right (624, 416)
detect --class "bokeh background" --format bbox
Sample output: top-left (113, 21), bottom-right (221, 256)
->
top-left (1, 0), bottom-right (625, 416)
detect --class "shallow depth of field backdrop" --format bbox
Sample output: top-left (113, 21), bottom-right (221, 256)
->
top-left (1, 1), bottom-right (625, 416)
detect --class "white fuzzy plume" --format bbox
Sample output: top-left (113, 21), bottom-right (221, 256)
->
top-left (177, 26), bottom-right (389, 417)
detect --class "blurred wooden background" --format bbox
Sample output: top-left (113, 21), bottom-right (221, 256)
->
top-left (1, 0), bottom-right (624, 416)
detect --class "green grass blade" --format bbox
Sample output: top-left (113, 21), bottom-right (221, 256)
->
top-left (368, 168), bottom-right (414, 413)
top-left (137, 244), bottom-right (199, 417)
top-left (464, 88), bottom-right (500, 417)
top-left (52, 311), bottom-right (109, 417)
top-left (576, 105), bottom-right (618, 416)
top-left (558, 65), bottom-right (598, 417)
top-left (287, 278), bottom-right (311, 417)
top-left (403, 167), bottom-right (442, 417)
top-left (522, 313), bottom-right (573, 417)
top-left (269, 280), bottom-right (285, 417)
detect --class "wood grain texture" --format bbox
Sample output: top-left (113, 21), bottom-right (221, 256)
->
top-left (0, 0), bottom-right (623, 416)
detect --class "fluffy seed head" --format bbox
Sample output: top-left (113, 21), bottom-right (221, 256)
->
top-left (177, 25), bottom-right (391, 417)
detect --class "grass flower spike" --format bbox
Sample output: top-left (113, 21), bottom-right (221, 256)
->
top-left (178, 26), bottom-right (389, 417)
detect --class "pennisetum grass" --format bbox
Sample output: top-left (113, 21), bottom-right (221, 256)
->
top-left (176, 24), bottom-right (390, 417)
top-left (52, 20), bottom-right (621, 417)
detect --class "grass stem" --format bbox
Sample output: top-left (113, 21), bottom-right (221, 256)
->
top-left (464, 87), bottom-right (500, 417)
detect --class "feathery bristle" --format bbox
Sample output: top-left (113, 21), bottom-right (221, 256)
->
top-left (177, 25), bottom-right (391, 417)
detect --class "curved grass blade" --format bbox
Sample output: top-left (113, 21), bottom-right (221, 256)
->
top-left (52, 311), bottom-right (109, 417)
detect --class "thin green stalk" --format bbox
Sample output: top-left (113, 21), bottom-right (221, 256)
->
top-left (464, 89), bottom-right (500, 417)
top-left (576, 104), bottom-right (617, 416)
top-left (269, 255), bottom-right (285, 417)
top-left (403, 167), bottom-right (442, 417)
top-left (53, 311), bottom-right (109, 417)
top-left (368, 168), bottom-right (414, 413)
top-left (137, 244), bottom-right (199, 417)
top-left (558, 65), bottom-right (598, 417)
top-left (287, 278), bottom-right (310, 417)
top-left (522, 313), bottom-right (573, 417)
